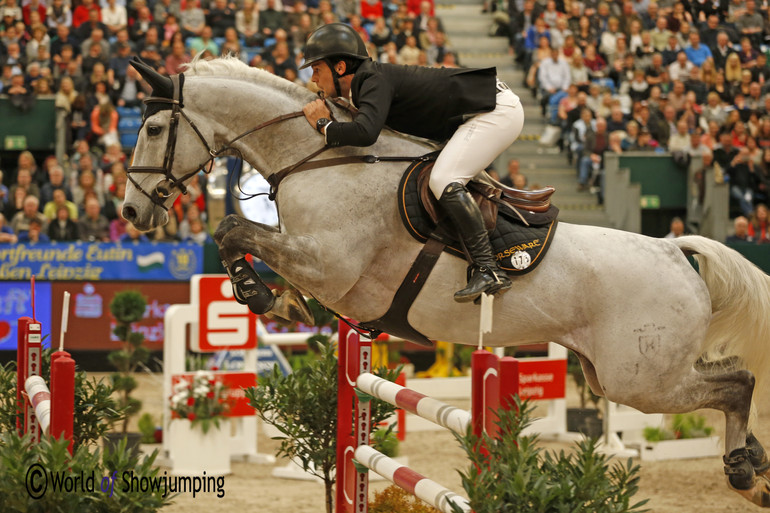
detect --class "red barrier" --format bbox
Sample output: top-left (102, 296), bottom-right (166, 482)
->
top-left (16, 291), bottom-right (75, 454)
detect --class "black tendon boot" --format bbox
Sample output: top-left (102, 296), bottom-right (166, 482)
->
top-left (438, 183), bottom-right (512, 303)
top-left (222, 257), bottom-right (276, 314)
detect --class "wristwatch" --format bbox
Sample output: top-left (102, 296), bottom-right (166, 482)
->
top-left (316, 117), bottom-right (331, 134)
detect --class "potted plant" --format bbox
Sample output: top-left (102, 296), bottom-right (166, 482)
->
top-left (566, 351), bottom-right (603, 438)
top-left (168, 370), bottom-right (231, 475)
top-left (247, 340), bottom-right (399, 513)
top-left (138, 412), bottom-right (163, 444)
top-left (641, 413), bottom-right (721, 461)
top-left (104, 290), bottom-right (149, 455)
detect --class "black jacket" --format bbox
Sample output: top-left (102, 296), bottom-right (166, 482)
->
top-left (326, 61), bottom-right (497, 147)
top-left (48, 219), bottom-right (80, 241)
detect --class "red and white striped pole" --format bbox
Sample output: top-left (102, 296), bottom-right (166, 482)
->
top-left (356, 373), bottom-right (471, 436)
top-left (354, 445), bottom-right (471, 513)
top-left (25, 376), bottom-right (51, 435)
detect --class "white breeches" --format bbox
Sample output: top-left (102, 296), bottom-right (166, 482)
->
top-left (428, 86), bottom-right (525, 199)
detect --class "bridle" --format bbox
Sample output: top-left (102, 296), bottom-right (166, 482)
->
top-left (126, 73), bottom-right (327, 210)
top-left (127, 73), bottom-right (432, 210)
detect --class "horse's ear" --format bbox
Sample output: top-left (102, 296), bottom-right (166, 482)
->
top-left (130, 57), bottom-right (173, 98)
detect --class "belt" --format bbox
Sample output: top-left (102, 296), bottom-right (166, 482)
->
top-left (496, 79), bottom-right (510, 92)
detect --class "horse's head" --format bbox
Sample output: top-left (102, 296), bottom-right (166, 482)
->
top-left (122, 58), bottom-right (215, 231)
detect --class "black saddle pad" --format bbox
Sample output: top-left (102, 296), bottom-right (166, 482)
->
top-left (398, 158), bottom-right (559, 275)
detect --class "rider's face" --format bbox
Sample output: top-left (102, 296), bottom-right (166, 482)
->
top-left (310, 61), bottom-right (335, 97)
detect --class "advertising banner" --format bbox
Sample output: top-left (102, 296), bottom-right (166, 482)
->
top-left (0, 242), bottom-right (203, 281)
top-left (518, 359), bottom-right (567, 401)
top-left (48, 282), bottom-right (189, 351)
top-left (0, 281), bottom-right (52, 350)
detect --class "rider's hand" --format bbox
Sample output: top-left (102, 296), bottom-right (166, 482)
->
top-left (303, 99), bottom-right (332, 131)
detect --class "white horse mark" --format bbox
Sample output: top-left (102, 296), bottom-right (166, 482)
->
top-left (634, 323), bottom-right (666, 356)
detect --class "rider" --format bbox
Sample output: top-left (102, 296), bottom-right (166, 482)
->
top-left (301, 23), bottom-right (525, 303)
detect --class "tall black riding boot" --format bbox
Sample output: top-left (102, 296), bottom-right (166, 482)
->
top-left (438, 183), bottom-right (512, 303)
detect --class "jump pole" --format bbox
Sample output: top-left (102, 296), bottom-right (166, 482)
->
top-left (336, 308), bottom-right (519, 513)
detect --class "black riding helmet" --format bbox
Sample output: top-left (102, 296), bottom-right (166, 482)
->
top-left (300, 23), bottom-right (370, 70)
top-left (300, 23), bottom-right (370, 97)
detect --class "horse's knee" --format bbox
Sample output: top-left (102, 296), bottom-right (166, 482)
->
top-left (214, 215), bottom-right (245, 244)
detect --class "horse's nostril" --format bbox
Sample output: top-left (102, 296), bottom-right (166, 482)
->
top-left (123, 205), bottom-right (137, 221)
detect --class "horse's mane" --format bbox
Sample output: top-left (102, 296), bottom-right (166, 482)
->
top-left (182, 55), bottom-right (314, 102)
top-left (182, 56), bottom-right (437, 150)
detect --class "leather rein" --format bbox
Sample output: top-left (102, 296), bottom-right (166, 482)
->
top-left (126, 74), bottom-right (430, 209)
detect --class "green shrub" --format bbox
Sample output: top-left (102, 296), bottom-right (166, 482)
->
top-left (0, 352), bottom-right (126, 450)
top-left (108, 290), bottom-right (150, 434)
top-left (371, 426), bottom-right (399, 458)
top-left (0, 432), bottom-right (171, 513)
top-left (138, 413), bottom-right (156, 444)
top-left (643, 413), bottom-right (714, 442)
top-left (246, 337), bottom-right (399, 513)
top-left (452, 397), bottom-right (649, 513)
top-left (370, 485), bottom-right (441, 513)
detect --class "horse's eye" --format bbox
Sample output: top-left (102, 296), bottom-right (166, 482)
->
top-left (147, 125), bottom-right (162, 136)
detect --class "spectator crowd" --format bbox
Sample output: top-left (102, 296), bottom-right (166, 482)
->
top-left (1, 0), bottom-right (769, 244)
top-left (502, 0), bottom-right (770, 242)
top-left (0, 0), bottom-right (457, 245)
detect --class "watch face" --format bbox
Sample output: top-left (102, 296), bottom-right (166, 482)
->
top-left (235, 169), bottom-right (279, 227)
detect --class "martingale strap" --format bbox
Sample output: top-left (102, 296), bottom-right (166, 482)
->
top-left (360, 236), bottom-right (447, 347)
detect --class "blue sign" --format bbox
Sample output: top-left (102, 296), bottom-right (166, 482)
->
top-left (256, 345), bottom-right (292, 377)
top-left (0, 242), bottom-right (203, 281)
top-left (0, 281), bottom-right (52, 350)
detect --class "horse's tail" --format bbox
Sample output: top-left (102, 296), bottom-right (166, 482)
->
top-left (671, 235), bottom-right (770, 402)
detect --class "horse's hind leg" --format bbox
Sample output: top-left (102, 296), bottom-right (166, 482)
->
top-left (606, 360), bottom-right (769, 507)
top-left (696, 358), bottom-right (770, 485)
top-left (667, 368), bottom-right (770, 507)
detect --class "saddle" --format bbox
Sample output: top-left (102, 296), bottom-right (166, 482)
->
top-left (416, 156), bottom-right (556, 230)
top-left (399, 155), bottom-right (560, 274)
top-left (361, 156), bottom-right (560, 347)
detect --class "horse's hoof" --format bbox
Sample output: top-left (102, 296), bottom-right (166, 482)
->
top-left (729, 475), bottom-right (770, 508)
top-left (214, 215), bottom-right (244, 243)
top-left (264, 289), bottom-right (314, 325)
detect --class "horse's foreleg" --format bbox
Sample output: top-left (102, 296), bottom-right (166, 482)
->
top-left (214, 215), bottom-right (320, 324)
